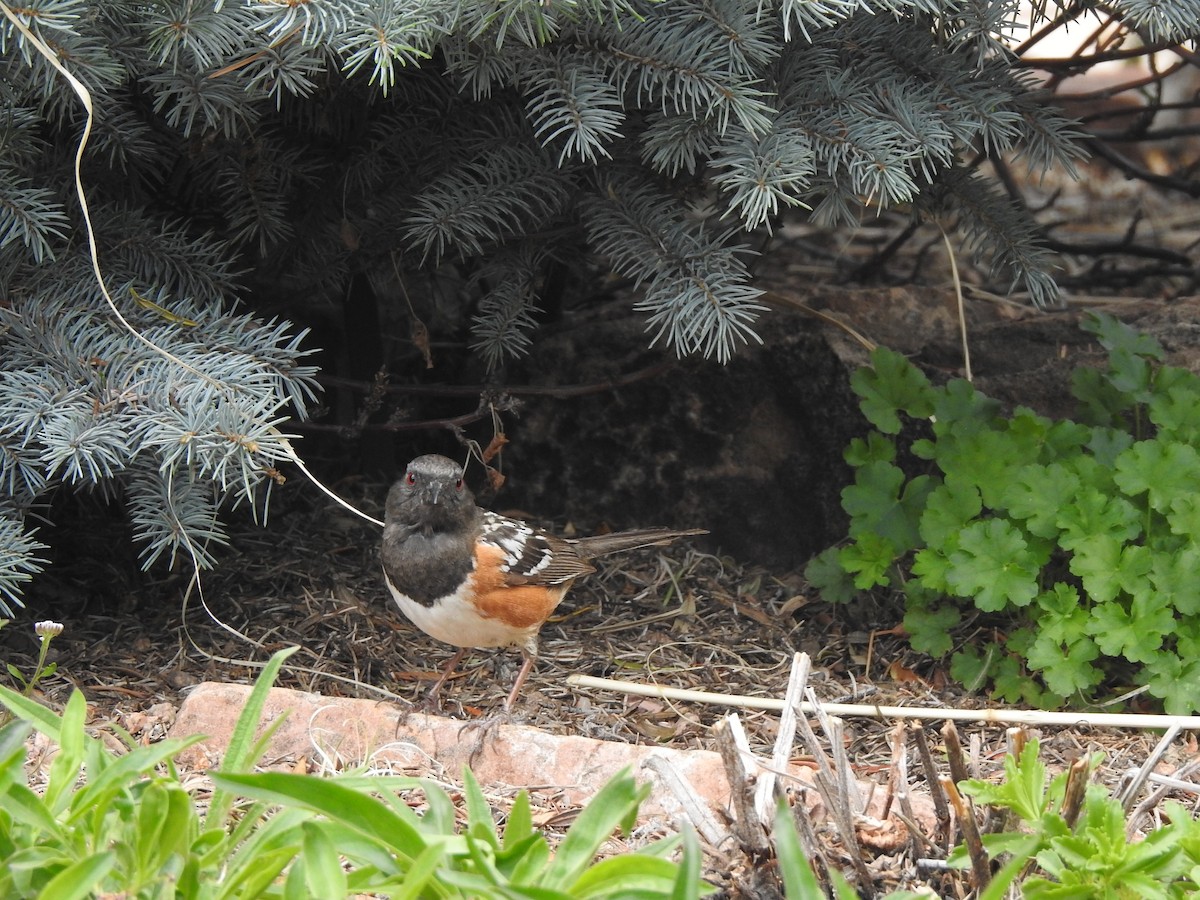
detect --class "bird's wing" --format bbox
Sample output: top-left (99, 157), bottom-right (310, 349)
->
top-left (480, 512), bottom-right (595, 585)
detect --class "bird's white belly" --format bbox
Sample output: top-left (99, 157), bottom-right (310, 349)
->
top-left (384, 573), bottom-right (532, 649)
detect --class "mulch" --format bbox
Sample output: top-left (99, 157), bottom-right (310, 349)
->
top-left (5, 476), bottom-right (1198, 897)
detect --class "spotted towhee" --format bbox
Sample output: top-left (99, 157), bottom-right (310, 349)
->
top-left (381, 454), bottom-right (704, 710)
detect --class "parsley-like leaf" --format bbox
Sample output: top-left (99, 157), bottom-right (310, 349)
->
top-left (945, 520), bottom-right (1041, 611)
top-left (849, 347), bottom-right (934, 434)
top-left (1113, 440), bottom-right (1200, 513)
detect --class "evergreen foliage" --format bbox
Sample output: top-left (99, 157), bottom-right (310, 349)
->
top-left (0, 0), bottom-right (1191, 605)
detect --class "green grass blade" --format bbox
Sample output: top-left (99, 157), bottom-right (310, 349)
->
top-left (67, 738), bottom-right (200, 825)
top-left (4, 781), bottom-right (67, 839)
top-left (43, 691), bottom-right (87, 816)
top-left (0, 684), bottom-right (65, 738)
top-left (669, 824), bottom-right (708, 900)
top-left (299, 820), bottom-right (348, 899)
top-left (207, 645), bottom-right (299, 825)
top-left (543, 767), bottom-right (648, 891)
top-left (569, 854), bottom-right (680, 896)
top-left (393, 840), bottom-right (451, 900)
top-left (211, 770), bottom-right (429, 859)
top-left (773, 799), bottom-right (824, 898)
top-left (34, 851), bottom-right (115, 900)
top-left (502, 789), bottom-right (535, 850)
top-left (462, 767), bottom-right (500, 849)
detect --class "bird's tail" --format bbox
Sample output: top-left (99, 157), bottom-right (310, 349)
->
top-left (570, 528), bottom-right (706, 560)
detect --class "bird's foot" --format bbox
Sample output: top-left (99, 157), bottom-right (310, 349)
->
top-left (458, 707), bottom-right (520, 766)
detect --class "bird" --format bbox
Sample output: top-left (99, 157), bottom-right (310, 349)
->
top-left (380, 453), bottom-right (705, 710)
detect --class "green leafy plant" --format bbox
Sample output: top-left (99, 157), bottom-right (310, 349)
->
top-left (4, 620), bottom-right (62, 695)
top-left (771, 739), bottom-right (1200, 898)
top-left (954, 739), bottom-right (1200, 899)
top-left (806, 311), bottom-right (1200, 713)
top-left (0, 619), bottom-right (63, 730)
top-left (0, 646), bottom-right (710, 897)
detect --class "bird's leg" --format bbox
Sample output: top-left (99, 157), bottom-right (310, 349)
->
top-left (461, 647), bottom-right (537, 765)
top-left (421, 646), bottom-right (468, 710)
top-left (504, 649), bottom-right (538, 711)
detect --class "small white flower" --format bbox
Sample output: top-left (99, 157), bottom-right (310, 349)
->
top-left (34, 620), bottom-right (64, 639)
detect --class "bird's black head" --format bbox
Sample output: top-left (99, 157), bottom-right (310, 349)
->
top-left (385, 454), bottom-right (479, 533)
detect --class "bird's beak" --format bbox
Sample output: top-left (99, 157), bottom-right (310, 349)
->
top-left (427, 482), bottom-right (442, 506)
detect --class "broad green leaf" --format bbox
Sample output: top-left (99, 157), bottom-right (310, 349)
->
top-left (34, 851), bottom-right (115, 900)
top-left (803, 546), bottom-right (858, 603)
top-left (999, 462), bottom-right (1078, 538)
top-left (1072, 365), bottom-right (1134, 425)
top-left (918, 473), bottom-right (980, 546)
top-left (948, 642), bottom-right (1001, 692)
top-left (1106, 347), bottom-right (1154, 402)
top-left (543, 768), bottom-right (648, 891)
top-left (210, 771), bottom-right (427, 859)
top-left (1085, 426), bottom-right (1134, 466)
top-left (850, 346), bottom-right (934, 433)
top-left (1149, 374), bottom-right (1200, 441)
top-left (298, 820), bottom-right (347, 900)
top-left (1080, 310), bottom-right (1164, 360)
top-left (843, 462), bottom-right (930, 552)
top-left (1005, 407), bottom-right (1054, 460)
top-left (904, 603), bottom-right (960, 656)
top-left (838, 532), bottom-right (898, 589)
top-left (945, 519), bottom-right (1040, 611)
top-left (1026, 631), bottom-right (1102, 697)
top-left (930, 378), bottom-right (1002, 436)
top-left (1144, 656), bottom-right (1200, 716)
top-left (1085, 593), bottom-right (1172, 664)
top-left (1034, 584), bottom-right (1088, 644)
top-left (1150, 544), bottom-right (1200, 616)
top-left (1113, 440), bottom-right (1200, 513)
top-left (1068, 536), bottom-right (1150, 604)
top-left (990, 654), bottom-right (1046, 706)
top-left (1056, 490), bottom-right (1140, 552)
top-left (911, 546), bottom-right (952, 592)
top-left (936, 428), bottom-right (1028, 509)
top-left (844, 431), bottom-right (895, 466)
top-left (1167, 494), bottom-right (1200, 538)
top-left (1042, 419), bottom-right (1093, 459)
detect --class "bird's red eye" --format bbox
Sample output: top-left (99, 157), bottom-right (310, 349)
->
top-left (405, 471), bottom-right (416, 486)
top-left (454, 478), bottom-right (464, 492)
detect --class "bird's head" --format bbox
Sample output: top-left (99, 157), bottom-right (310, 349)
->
top-left (385, 454), bottom-right (478, 533)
